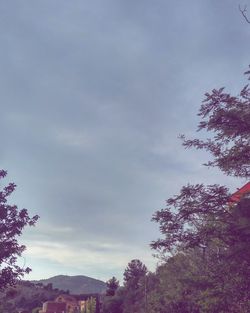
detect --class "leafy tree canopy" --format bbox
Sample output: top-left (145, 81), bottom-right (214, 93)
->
top-left (149, 67), bottom-right (250, 312)
top-left (105, 276), bottom-right (119, 296)
top-left (181, 68), bottom-right (250, 178)
top-left (123, 259), bottom-right (147, 290)
top-left (0, 170), bottom-right (39, 290)
top-left (101, 67), bottom-right (250, 313)
top-left (151, 184), bottom-right (230, 254)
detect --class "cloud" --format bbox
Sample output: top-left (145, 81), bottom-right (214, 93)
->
top-left (20, 222), bottom-right (157, 281)
top-left (1, 0), bottom-right (248, 281)
top-left (54, 128), bottom-right (95, 149)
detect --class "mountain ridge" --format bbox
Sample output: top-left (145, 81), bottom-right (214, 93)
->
top-left (31, 274), bottom-right (106, 294)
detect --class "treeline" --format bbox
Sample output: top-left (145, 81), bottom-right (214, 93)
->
top-left (102, 68), bottom-right (250, 313)
top-left (0, 281), bottom-right (67, 313)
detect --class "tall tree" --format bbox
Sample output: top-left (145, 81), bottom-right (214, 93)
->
top-left (120, 260), bottom-right (148, 313)
top-left (102, 288), bottom-right (124, 313)
top-left (123, 259), bottom-right (147, 290)
top-left (0, 170), bottom-right (39, 290)
top-left (152, 68), bottom-right (250, 256)
top-left (151, 67), bottom-right (250, 312)
top-left (105, 276), bottom-right (119, 296)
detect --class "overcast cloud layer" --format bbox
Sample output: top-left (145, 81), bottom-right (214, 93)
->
top-left (1, 0), bottom-right (250, 282)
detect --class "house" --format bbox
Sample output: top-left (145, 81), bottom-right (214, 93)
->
top-left (39, 301), bottom-right (66, 313)
top-left (39, 293), bottom-right (100, 313)
top-left (230, 182), bottom-right (250, 203)
top-left (55, 294), bottom-right (81, 313)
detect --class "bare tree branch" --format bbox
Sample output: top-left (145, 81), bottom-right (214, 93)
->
top-left (239, 4), bottom-right (250, 23)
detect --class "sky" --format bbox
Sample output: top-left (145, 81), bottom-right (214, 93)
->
top-left (1, 0), bottom-right (250, 283)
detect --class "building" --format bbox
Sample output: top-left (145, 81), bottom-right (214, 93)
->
top-left (55, 294), bottom-right (81, 313)
top-left (39, 301), bottom-right (66, 313)
top-left (230, 182), bottom-right (250, 203)
top-left (39, 293), bottom-right (100, 313)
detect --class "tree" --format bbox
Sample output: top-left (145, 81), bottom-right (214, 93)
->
top-left (122, 259), bottom-right (148, 313)
top-left (0, 170), bottom-right (39, 290)
top-left (83, 297), bottom-right (96, 313)
top-left (146, 254), bottom-right (201, 313)
top-left (102, 287), bottom-right (124, 313)
top-left (181, 68), bottom-right (250, 178)
top-left (105, 276), bottom-right (119, 296)
top-left (151, 184), bottom-right (231, 254)
top-left (151, 67), bottom-right (250, 312)
top-left (123, 259), bottom-right (147, 289)
top-left (152, 68), bottom-right (250, 255)
top-left (44, 283), bottom-right (53, 291)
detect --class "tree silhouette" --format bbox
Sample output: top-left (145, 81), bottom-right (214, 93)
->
top-left (0, 170), bottom-right (39, 289)
top-left (105, 276), bottom-right (119, 296)
top-left (181, 68), bottom-right (250, 178)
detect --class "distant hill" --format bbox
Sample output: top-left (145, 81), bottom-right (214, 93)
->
top-left (0, 280), bottom-right (65, 312)
top-left (32, 275), bottom-right (106, 294)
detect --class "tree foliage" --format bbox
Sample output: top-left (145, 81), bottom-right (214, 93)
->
top-left (100, 68), bottom-right (250, 312)
top-left (105, 276), bottom-right (119, 296)
top-left (122, 260), bottom-right (147, 313)
top-left (149, 67), bottom-right (250, 312)
top-left (0, 280), bottom-right (69, 313)
top-left (0, 170), bottom-right (39, 290)
top-left (123, 259), bottom-right (147, 290)
top-left (151, 184), bottom-right (230, 254)
top-left (102, 288), bottom-right (124, 313)
top-left (181, 68), bottom-right (250, 178)
top-left (82, 297), bottom-right (96, 313)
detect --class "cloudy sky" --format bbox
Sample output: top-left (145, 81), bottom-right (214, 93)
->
top-left (1, 0), bottom-right (250, 282)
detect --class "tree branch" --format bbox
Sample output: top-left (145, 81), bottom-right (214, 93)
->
top-left (239, 4), bottom-right (250, 23)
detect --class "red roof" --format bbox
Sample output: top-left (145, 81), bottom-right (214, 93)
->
top-left (230, 182), bottom-right (250, 203)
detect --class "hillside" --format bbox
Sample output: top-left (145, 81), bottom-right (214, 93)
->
top-left (32, 275), bottom-right (106, 294)
top-left (0, 281), bottom-right (65, 313)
